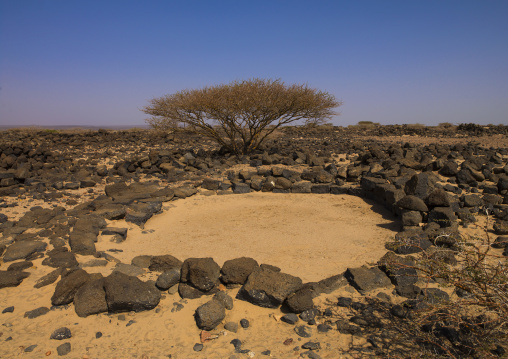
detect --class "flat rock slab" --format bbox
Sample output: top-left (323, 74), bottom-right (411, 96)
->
top-left (74, 278), bottom-right (108, 317)
top-left (2, 240), bottom-right (47, 262)
top-left (344, 266), bottom-right (392, 294)
top-left (103, 271), bottom-right (161, 313)
top-left (113, 263), bottom-right (146, 277)
top-left (0, 270), bottom-right (30, 289)
top-left (237, 268), bottom-right (303, 308)
top-left (51, 269), bottom-right (90, 306)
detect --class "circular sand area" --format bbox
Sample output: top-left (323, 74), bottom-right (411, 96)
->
top-left (105, 193), bottom-right (400, 282)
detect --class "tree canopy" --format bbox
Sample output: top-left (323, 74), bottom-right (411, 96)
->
top-left (143, 78), bottom-right (341, 154)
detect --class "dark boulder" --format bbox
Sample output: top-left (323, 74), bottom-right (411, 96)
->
top-left (69, 231), bottom-right (96, 255)
top-left (232, 182), bottom-right (250, 194)
top-left (404, 172), bottom-right (438, 200)
top-left (148, 255), bottom-right (183, 272)
top-left (344, 267), bottom-right (392, 294)
top-left (428, 207), bottom-right (457, 228)
top-left (291, 181), bottom-right (313, 193)
top-left (221, 257), bottom-right (259, 285)
top-left (194, 299), bottom-right (226, 331)
top-left (103, 271), bottom-right (161, 313)
top-left (180, 257), bottom-right (221, 292)
top-left (51, 269), bottom-right (90, 306)
top-left (390, 231), bottom-right (432, 254)
top-left (426, 188), bottom-right (451, 207)
top-left (462, 194), bottom-right (482, 207)
top-left (73, 277), bottom-right (108, 317)
top-left (0, 270), bottom-right (30, 289)
top-left (285, 287), bottom-right (314, 313)
top-left (42, 248), bottom-right (79, 269)
top-left (155, 268), bottom-right (181, 290)
top-left (237, 268), bottom-right (303, 308)
top-left (493, 220), bottom-right (508, 235)
top-left (396, 195), bottom-right (428, 212)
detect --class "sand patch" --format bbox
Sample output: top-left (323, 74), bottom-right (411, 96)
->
top-left (101, 192), bottom-right (400, 282)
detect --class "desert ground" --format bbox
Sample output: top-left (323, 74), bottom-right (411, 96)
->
top-left (0, 124), bottom-right (507, 358)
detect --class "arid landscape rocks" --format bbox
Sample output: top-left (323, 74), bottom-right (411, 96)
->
top-left (1, 124), bottom-right (507, 357)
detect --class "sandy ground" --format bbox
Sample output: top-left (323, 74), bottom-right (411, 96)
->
top-left (0, 193), bottom-right (401, 358)
top-left (104, 193), bottom-right (399, 282)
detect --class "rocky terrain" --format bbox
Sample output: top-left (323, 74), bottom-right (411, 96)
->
top-left (0, 125), bottom-right (507, 358)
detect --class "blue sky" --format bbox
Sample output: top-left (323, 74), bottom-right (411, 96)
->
top-left (1, 0), bottom-right (507, 127)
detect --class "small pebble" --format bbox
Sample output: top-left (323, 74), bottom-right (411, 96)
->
top-left (240, 319), bottom-right (250, 329)
top-left (261, 350), bottom-right (271, 355)
top-left (2, 306), bottom-right (14, 314)
top-left (95, 332), bottom-right (102, 339)
top-left (302, 341), bottom-right (321, 350)
top-left (117, 314), bottom-right (126, 321)
top-left (193, 343), bottom-right (203, 352)
top-left (24, 344), bottom-right (37, 352)
top-left (126, 320), bottom-right (136, 327)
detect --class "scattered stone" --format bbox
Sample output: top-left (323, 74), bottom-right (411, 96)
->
top-left (300, 308), bottom-right (320, 322)
top-left (194, 299), bottom-right (226, 331)
top-left (57, 342), bottom-right (71, 356)
top-left (24, 344), bottom-right (37, 352)
top-left (0, 270), bottom-right (30, 289)
top-left (24, 307), bottom-right (50, 319)
top-left (34, 268), bottom-right (62, 288)
top-left (7, 260), bottom-right (33, 272)
top-left (317, 324), bottom-right (332, 333)
top-left (50, 327), bottom-right (72, 340)
top-left (302, 342), bottom-right (321, 350)
top-left (240, 318), bottom-right (250, 329)
top-left (2, 306), bottom-right (14, 313)
top-left (294, 325), bottom-right (312, 338)
top-left (281, 313), bottom-right (299, 325)
top-left (224, 321), bottom-right (239, 333)
top-left (2, 240), bottom-right (47, 262)
top-left (155, 268), bottom-right (181, 290)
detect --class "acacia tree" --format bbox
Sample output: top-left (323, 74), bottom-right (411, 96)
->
top-left (143, 78), bottom-right (341, 155)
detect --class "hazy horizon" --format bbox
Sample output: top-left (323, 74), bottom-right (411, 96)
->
top-left (1, 1), bottom-right (507, 128)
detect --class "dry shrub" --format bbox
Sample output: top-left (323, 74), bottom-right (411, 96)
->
top-left (383, 224), bottom-right (508, 358)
